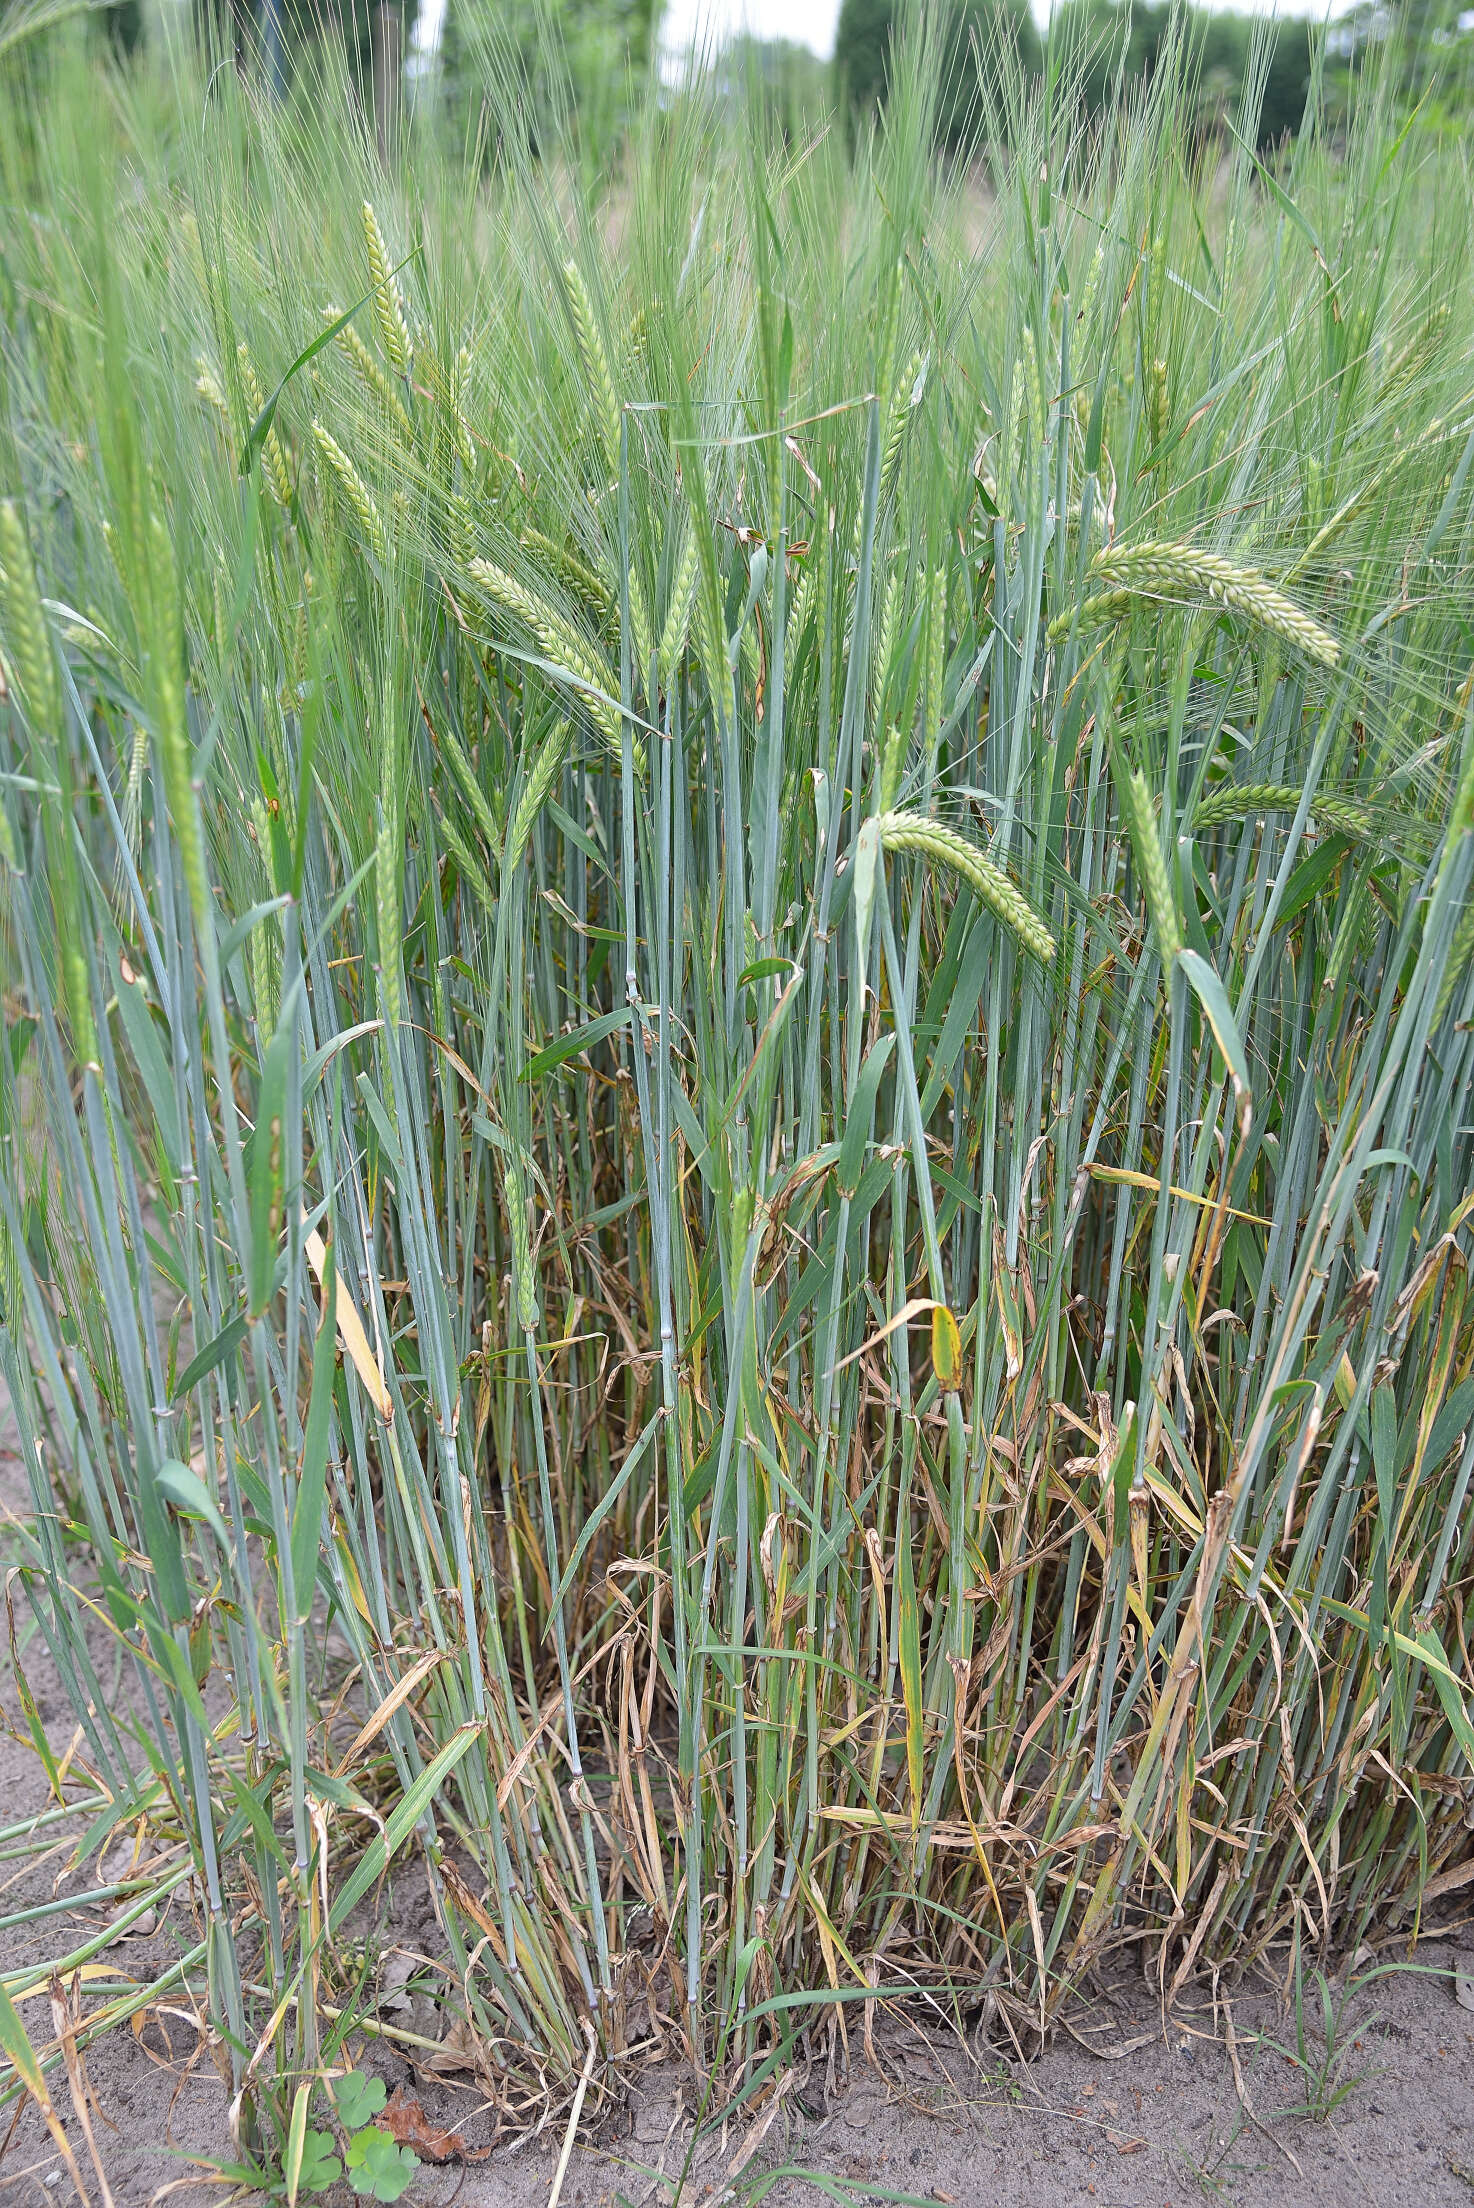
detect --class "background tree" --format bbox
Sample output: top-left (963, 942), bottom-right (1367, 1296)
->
top-left (835, 0), bottom-right (1041, 149)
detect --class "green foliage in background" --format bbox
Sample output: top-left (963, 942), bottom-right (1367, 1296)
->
top-left (1, 10), bottom-right (1473, 2161)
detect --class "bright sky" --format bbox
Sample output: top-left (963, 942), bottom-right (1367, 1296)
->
top-left (659, 0), bottom-right (1341, 62)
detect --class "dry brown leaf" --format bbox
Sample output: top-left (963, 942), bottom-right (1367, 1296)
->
top-left (380, 2086), bottom-right (492, 2163)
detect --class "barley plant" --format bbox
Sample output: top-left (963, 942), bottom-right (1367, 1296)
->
top-left (1, 5), bottom-right (1473, 2166)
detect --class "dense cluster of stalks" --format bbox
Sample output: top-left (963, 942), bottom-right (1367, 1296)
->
top-left (1, 10), bottom-right (1473, 2160)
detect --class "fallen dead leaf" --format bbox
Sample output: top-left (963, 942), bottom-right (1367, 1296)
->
top-left (380, 2086), bottom-right (493, 2164)
top-left (1108, 2131), bottom-right (1147, 2155)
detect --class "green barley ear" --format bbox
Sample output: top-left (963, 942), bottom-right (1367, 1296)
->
top-left (1147, 357), bottom-right (1169, 447)
top-left (878, 724), bottom-right (905, 814)
top-left (468, 557), bottom-right (638, 765)
top-left (1194, 783), bottom-right (1374, 839)
top-left (1, 502), bottom-right (96, 1057)
top-left (879, 347), bottom-right (925, 505)
top-left (237, 344), bottom-right (294, 512)
top-left (658, 525), bottom-right (700, 687)
top-left (505, 720), bottom-right (573, 870)
top-left (562, 259), bottom-right (620, 473)
top-left (876, 810), bottom-right (1055, 963)
top-left (1080, 540), bottom-right (1340, 668)
top-left (452, 346), bottom-right (476, 469)
top-left (1111, 744), bottom-right (1182, 966)
top-left (195, 356), bottom-right (230, 425)
top-left (361, 202), bottom-right (411, 375)
top-left (312, 422), bottom-right (386, 559)
top-left (326, 309), bottom-right (413, 442)
top-left (146, 512), bottom-right (209, 931)
top-left (501, 1152), bottom-right (540, 1334)
top-left (0, 500), bottom-right (60, 738)
top-left (520, 528), bottom-right (614, 620)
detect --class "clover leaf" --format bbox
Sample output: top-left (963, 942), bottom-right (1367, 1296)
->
top-left (344, 2125), bottom-right (418, 2202)
top-left (296, 2128), bottom-right (343, 2196)
top-left (332, 2070), bottom-right (387, 2131)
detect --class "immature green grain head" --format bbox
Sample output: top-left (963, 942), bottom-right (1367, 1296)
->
top-left (876, 810), bottom-right (1055, 962)
top-left (361, 201), bottom-right (411, 375)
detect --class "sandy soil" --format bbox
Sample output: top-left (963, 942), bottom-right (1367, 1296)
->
top-left (3, 1437), bottom-right (1473, 2207)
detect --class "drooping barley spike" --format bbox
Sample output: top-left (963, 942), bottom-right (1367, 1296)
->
top-left (520, 528), bottom-right (614, 619)
top-left (469, 557), bottom-right (629, 757)
top-left (876, 810), bottom-right (1055, 963)
top-left (659, 525), bottom-right (700, 685)
top-left (505, 719), bottom-right (574, 871)
top-left (312, 421), bottom-right (386, 559)
top-left (0, 500), bottom-right (60, 737)
top-left (1084, 540), bottom-right (1340, 668)
top-left (237, 344), bottom-right (294, 511)
top-left (563, 259), bottom-right (621, 473)
top-left (326, 309), bottom-right (413, 442)
top-left (1194, 783), bottom-right (1374, 839)
top-left (361, 202), bottom-right (411, 375)
top-left (1048, 589), bottom-right (1133, 640)
top-left (1112, 749), bottom-right (1182, 965)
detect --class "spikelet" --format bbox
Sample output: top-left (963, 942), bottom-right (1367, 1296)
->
top-left (312, 421), bottom-right (386, 559)
top-left (876, 810), bottom-right (1055, 963)
top-left (505, 719), bottom-right (574, 869)
top-left (195, 356), bottom-right (230, 425)
top-left (469, 557), bottom-right (625, 754)
top-left (658, 526), bottom-right (700, 684)
top-left (237, 344), bottom-right (294, 512)
top-left (361, 202), bottom-right (411, 375)
top-left (1081, 541), bottom-right (1340, 668)
top-left (563, 259), bottom-right (621, 473)
top-left (1194, 783), bottom-right (1374, 839)
top-left (1113, 756), bottom-right (1182, 965)
top-left (326, 309), bottom-right (413, 442)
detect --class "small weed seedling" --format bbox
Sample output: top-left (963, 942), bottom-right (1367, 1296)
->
top-left (1254, 1964), bottom-right (1381, 2125)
